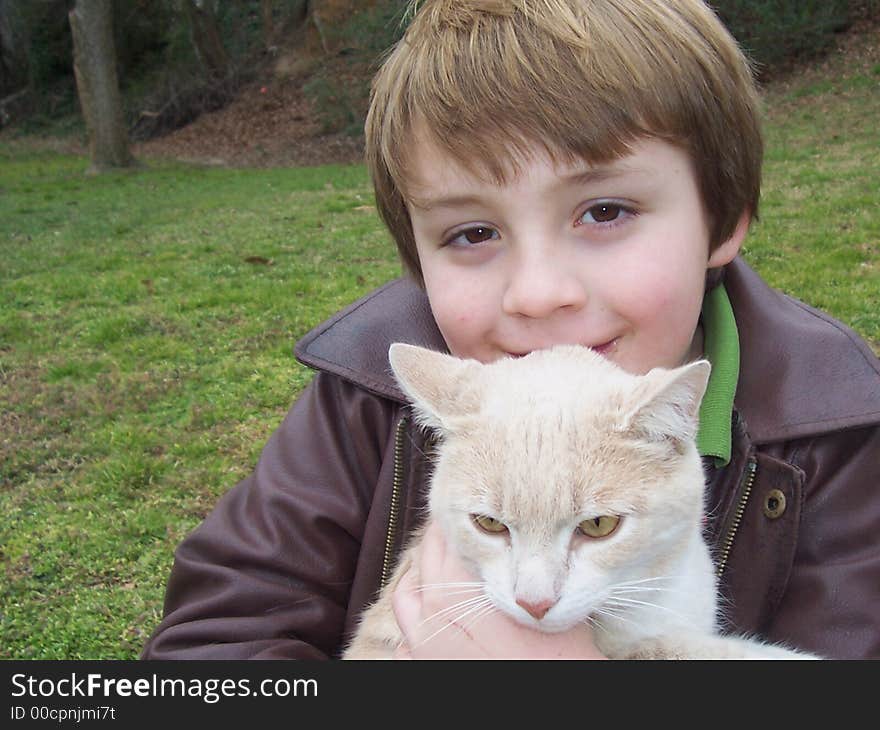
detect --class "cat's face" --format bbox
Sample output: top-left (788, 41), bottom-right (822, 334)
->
top-left (390, 343), bottom-right (710, 633)
top-left (431, 409), bottom-right (706, 632)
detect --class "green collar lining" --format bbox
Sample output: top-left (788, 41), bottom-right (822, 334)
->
top-left (696, 283), bottom-right (740, 467)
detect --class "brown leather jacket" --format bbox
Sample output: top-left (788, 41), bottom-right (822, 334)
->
top-left (141, 257), bottom-right (880, 659)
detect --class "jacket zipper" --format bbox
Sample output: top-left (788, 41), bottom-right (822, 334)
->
top-left (716, 456), bottom-right (757, 578)
top-left (380, 416), bottom-right (407, 587)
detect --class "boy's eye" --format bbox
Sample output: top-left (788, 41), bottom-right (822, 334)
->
top-left (447, 226), bottom-right (499, 246)
top-left (578, 203), bottom-right (629, 225)
top-left (589, 204), bottom-right (621, 222)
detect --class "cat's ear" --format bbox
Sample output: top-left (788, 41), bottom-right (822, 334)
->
top-left (388, 343), bottom-right (482, 432)
top-left (624, 360), bottom-right (711, 447)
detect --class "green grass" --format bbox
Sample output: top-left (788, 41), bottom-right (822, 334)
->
top-left (1, 38), bottom-right (878, 658)
top-left (0, 155), bottom-right (400, 658)
top-left (747, 39), bottom-right (880, 345)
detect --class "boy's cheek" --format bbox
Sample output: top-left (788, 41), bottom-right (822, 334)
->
top-left (424, 270), bottom-right (491, 327)
top-left (619, 259), bottom-right (706, 320)
top-left (434, 318), bottom-right (485, 360)
top-left (429, 304), bottom-right (496, 362)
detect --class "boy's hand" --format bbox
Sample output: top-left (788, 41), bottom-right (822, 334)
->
top-left (392, 521), bottom-right (607, 659)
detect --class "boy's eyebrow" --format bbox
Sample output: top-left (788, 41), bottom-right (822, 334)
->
top-left (561, 164), bottom-right (647, 187)
top-left (409, 192), bottom-right (488, 211)
top-left (409, 164), bottom-right (645, 211)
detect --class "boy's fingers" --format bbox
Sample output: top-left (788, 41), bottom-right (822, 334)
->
top-left (417, 520), bottom-right (448, 581)
top-left (391, 562), bottom-right (422, 651)
top-left (419, 520), bottom-right (476, 586)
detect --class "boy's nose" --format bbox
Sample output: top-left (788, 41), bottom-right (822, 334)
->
top-left (501, 254), bottom-right (587, 319)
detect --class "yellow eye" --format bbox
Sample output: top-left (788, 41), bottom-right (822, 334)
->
top-left (471, 514), bottom-right (508, 534)
top-left (577, 515), bottom-right (621, 538)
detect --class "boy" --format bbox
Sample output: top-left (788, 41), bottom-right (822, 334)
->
top-left (142, 0), bottom-right (880, 659)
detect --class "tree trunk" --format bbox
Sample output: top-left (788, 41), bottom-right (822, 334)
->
top-left (261, 0), bottom-right (275, 49)
top-left (182, 0), bottom-right (229, 79)
top-left (68, 0), bottom-right (134, 173)
top-left (0, 0), bottom-right (27, 96)
top-left (307, 0), bottom-right (376, 56)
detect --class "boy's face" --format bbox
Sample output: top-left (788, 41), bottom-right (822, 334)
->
top-left (405, 135), bottom-right (746, 374)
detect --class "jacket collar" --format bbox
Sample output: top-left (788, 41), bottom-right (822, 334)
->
top-left (294, 277), bottom-right (447, 404)
top-left (725, 256), bottom-right (880, 442)
top-left (295, 257), bottom-right (880, 444)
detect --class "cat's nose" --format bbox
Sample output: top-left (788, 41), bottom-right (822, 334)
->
top-left (516, 596), bottom-right (556, 620)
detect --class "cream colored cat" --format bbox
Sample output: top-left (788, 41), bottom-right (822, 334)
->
top-left (343, 343), bottom-right (816, 659)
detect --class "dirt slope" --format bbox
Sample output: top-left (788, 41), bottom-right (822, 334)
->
top-left (134, 74), bottom-right (364, 168)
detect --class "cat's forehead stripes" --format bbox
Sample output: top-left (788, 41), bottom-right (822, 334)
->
top-left (453, 411), bottom-right (653, 528)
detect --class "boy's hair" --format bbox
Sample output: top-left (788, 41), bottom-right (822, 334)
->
top-left (365, 0), bottom-right (763, 287)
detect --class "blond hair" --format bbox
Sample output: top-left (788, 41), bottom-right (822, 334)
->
top-left (366, 0), bottom-right (763, 285)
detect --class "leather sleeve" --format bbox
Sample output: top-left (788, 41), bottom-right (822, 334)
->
top-left (141, 372), bottom-right (397, 659)
top-left (766, 425), bottom-right (880, 659)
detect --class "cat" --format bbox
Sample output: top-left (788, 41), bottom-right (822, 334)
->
top-left (343, 343), bottom-right (816, 659)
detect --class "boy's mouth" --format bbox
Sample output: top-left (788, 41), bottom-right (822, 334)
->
top-left (590, 338), bottom-right (619, 356)
top-left (504, 338), bottom-right (619, 359)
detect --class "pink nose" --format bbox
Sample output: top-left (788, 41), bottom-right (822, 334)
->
top-left (516, 597), bottom-right (556, 620)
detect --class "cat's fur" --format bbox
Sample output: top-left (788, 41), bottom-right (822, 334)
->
top-left (343, 343), bottom-right (816, 659)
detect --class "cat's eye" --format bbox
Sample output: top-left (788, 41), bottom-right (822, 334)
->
top-left (577, 515), bottom-right (621, 539)
top-left (471, 514), bottom-right (508, 534)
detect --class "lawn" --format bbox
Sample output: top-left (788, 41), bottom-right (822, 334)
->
top-left (1, 38), bottom-right (878, 659)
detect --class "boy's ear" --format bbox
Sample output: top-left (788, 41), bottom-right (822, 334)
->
top-left (707, 210), bottom-right (750, 268)
top-left (388, 343), bottom-right (482, 432)
top-left (624, 360), bottom-right (711, 447)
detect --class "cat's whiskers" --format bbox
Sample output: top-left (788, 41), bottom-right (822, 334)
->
top-left (609, 575), bottom-right (688, 598)
top-left (590, 605), bottom-right (639, 630)
top-left (458, 601), bottom-right (500, 634)
top-left (413, 582), bottom-right (487, 608)
top-left (604, 595), bottom-right (687, 621)
top-left (421, 593), bottom-right (492, 626)
top-left (611, 575), bottom-right (676, 589)
top-left (417, 588), bottom-right (487, 602)
top-left (580, 612), bottom-right (603, 632)
top-left (414, 595), bottom-right (497, 650)
top-left (413, 581), bottom-right (484, 595)
top-left (611, 585), bottom-right (680, 596)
